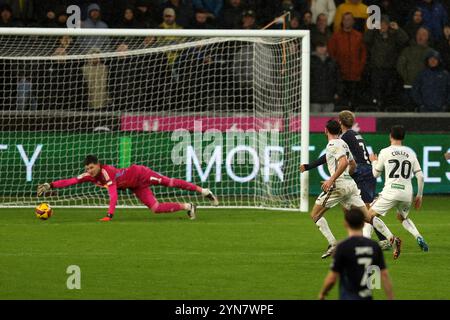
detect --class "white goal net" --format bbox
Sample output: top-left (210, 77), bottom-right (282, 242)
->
top-left (0, 28), bottom-right (310, 211)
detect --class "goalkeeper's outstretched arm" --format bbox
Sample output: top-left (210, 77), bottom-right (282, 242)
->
top-left (37, 175), bottom-right (91, 196)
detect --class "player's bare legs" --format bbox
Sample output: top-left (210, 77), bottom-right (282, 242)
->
top-left (310, 204), bottom-right (337, 258)
top-left (344, 204), bottom-right (390, 249)
top-left (134, 187), bottom-right (197, 220)
top-left (361, 202), bottom-right (391, 250)
top-left (346, 205), bottom-right (376, 239)
top-left (367, 208), bottom-right (402, 259)
top-left (361, 203), bottom-right (375, 238)
top-left (397, 212), bottom-right (428, 252)
top-left (154, 174), bottom-right (219, 206)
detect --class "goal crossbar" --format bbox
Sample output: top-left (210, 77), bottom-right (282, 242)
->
top-left (0, 27), bottom-right (311, 38)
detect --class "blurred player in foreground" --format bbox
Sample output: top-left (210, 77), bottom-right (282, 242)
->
top-left (319, 208), bottom-right (393, 300)
top-left (37, 155), bottom-right (219, 221)
top-left (369, 125), bottom-right (428, 251)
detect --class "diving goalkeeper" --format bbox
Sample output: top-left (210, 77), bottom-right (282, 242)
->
top-left (37, 155), bottom-right (219, 221)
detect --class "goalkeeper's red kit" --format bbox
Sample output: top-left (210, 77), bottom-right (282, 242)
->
top-left (50, 164), bottom-right (198, 216)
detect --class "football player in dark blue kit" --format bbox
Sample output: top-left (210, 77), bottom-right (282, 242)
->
top-left (300, 111), bottom-right (389, 248)
top-left (318, 208), bottom-right (394, 300)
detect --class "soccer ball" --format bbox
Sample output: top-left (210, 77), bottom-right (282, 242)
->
top-left (35, 203), bottom-right (53, 220)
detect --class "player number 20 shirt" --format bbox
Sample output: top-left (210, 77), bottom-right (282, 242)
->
top-left (373, 146), bottom-right (422, 202)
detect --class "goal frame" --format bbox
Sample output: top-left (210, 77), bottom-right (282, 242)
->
top-left (0, 27), bottom-right (310, 212)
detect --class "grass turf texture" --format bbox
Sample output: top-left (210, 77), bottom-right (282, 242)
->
top-left (0, 196), bottom-right (448, 300)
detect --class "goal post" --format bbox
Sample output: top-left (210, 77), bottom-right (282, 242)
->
top-left (0, 28), bottom-right (310, 212)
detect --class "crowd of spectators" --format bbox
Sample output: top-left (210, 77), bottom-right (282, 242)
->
top-left (0, 0), bottom-right (449, 112)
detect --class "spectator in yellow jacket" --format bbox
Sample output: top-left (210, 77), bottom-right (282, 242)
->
top-left (334, 0), bottom-right (368, 33)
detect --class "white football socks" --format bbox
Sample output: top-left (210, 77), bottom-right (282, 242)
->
top-left (402, 218), bottom-right (421, 239)
top-left (363, 223), bottom-right (374, 239)
top-left (316, 217), bottom-right (337, 246)
top-left (372, 216), bottom-right (394, 241)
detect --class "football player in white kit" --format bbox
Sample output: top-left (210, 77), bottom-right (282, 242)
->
top-left (368, 125), bottom-right (428, 252)
top-left (310, 120), bottom-right (401, 259)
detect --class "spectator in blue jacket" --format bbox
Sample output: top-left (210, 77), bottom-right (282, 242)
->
top-left (412, 50), bottom-right (450, 112)
top-left (192, 0), bottom-right (223, 20)
top-left (417, 0), bottom-right (448, 41)
top-left (82, 3), bottom-right (108, 28)
top-left (80, 3), bottom-right (110, 52)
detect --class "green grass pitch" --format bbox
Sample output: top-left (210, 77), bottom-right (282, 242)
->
top-left (0, 196), bottom-right (448, 300)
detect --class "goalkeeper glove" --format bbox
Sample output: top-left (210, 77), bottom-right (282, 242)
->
top-left (37, 183), bottom-right (51, 196)
top-left (99, 213), bottom-right (113, 222)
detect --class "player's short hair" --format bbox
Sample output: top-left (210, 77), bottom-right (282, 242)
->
top-left (84, 155), bottom-right (99, 166)
top-left (345, 208), bottom-right (365, 230)
top-left (326, 119), bottom-right (341, 135)
top-left (390, 125), bottom-right (406, 141)
top-left (339, 110), bottom-right (355, 128)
